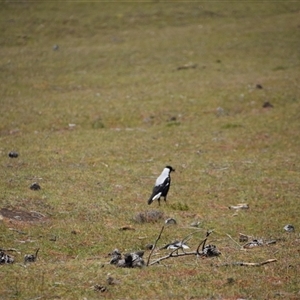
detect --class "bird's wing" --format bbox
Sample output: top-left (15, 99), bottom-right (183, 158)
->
top-left (150, 177), bottom-right (170, 200)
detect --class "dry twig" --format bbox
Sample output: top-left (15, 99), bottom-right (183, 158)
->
top-left (217, 258), bottom-right (277, 267)
top-left (148, 230), bottom-right (217, 266)
top-left (196, 230), bottom-right (213, 254)
top-left (146, 225), bottom-right (165, 266)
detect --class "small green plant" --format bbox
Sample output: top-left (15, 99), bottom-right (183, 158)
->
top-left (221, 123), bottom-right (242, 129)
top-left (170, 202), bottom-right (189, 211)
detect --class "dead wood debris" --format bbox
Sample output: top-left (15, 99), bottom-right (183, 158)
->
top-left (119, 225), bottom-right (135, 231)
top-left (238, 233), bottom-right (277, 249)
top-left (147, 227), bottom-right (220, 266)
top-left (177, 63), bottom-right (198, 70)
top-left (229, 203), bottom-right (249, 210)
top-left (217, 258), bottom-right (277, 267)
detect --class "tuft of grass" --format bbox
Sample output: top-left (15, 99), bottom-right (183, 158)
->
top-left (170, 202), bottom-right (190, 211)
top-left (134, 210), bottom-right (164, 223)
top-left (221, 123), bottom-right (243, 129)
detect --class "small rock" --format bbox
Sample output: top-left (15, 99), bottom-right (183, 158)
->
top-left (190, 221), bottom-right (201, 227)
top-left (284, 224), bottom-right (295, 232)
top-left (53, 44), bottom-right (59, 51)
top-left (49, 235), bottom-right (57, 241)
top-left (145, 244), bottom-right (154, 250)
top-left (94, 284), bottom-right (106, 292)
top-left (24, 254), bottom-right (35, 263)
top-left (263, 101), bottom-right (273, 108)
top-left (134, 250), bottom-right (144, 258)
top-left (216, 107), bottom-right (225, 117)
top-left (168, 116), bottom-right (177, 122)
top-left (109, 249), bottom-right (122, 265)
top-left (239, 233), bottom-right (249, 242)
top-left (201, 244), bottom-right (221, 257)
top-left (242, 239), bottom-right (264, 249)
top-left (227, 277), bottom-right (235, 284)
top-left (256, 84), bottom-right (263, 89)
top-left (161, 241), bottom-right (190, 250)
top-left (30, 182), bottom-right (41, 190)
top-left (131, 252), bottom-right (145, 268)
top-left (0, 251), bottom-right (14, 264)
top-left (8, 151), bottom-right (19, 158)
top-left (165, 218), bottom-right (177, 225)
top-left (24, 248), bottom-right (39, 264)
top-left (106, 276), bottom-right (119, 285)
top-left (110, 249), bottom-right (145, 268)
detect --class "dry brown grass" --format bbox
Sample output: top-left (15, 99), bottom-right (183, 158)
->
top-left (0, 1), bottom-right (300, 299)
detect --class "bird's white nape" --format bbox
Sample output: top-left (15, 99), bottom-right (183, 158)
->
top-left (155, 168), bottom-right (171, 186)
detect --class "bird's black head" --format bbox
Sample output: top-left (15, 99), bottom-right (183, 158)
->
top-left (166, 165), bottom-right (175, 172)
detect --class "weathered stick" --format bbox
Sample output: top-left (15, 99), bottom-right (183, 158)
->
top-left (0, 248), bottom-right (20, 253)
top-left (217, 258), bottom-right (277, 267)
top-left (196, 230), bottom-right (213, 254)
top-left (149, 230), bottom-right (215, 266)
top-left (149, 251), bottom-right (198, 266)
top-left (146, 225), bottom-right (165, 266)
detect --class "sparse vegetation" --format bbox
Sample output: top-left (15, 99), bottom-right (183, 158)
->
top-left (1, 1), bottom-right (300, 299)
top-left (134, 210), bottom-right (164, 223)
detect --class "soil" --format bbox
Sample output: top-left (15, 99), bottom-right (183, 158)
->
top-left (0, 207), bottom-right (46, 222)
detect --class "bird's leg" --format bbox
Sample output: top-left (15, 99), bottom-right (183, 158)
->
top-left (164, 197), bottom-right (167, 203)
top-left (158, 199), bottom-right (161, 206)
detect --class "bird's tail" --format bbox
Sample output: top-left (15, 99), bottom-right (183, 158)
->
top-left (147, 197), bottom-right (153, 205)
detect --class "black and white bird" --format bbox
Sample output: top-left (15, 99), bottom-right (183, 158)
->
top-left (148, 166), bottom-right (175, 206)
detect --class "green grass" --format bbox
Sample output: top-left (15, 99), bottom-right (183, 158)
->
top-left (1, 1), bottom-right (300, 299)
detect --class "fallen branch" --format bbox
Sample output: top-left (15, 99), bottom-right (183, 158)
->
top-left (149, 250), bottom-right (197, 265)
top-left (149, 230), bottom-right (218, 266)
top-left (146, 225), bottom-right (165, 266)
top-left (196, 230), bottom-right (213, 254)
top-left (229, 203), bottom-right (249, 210)
top-left (217, 258), bottom-right (277, 267)
top-left (0, 248), bottom-right (20, 254)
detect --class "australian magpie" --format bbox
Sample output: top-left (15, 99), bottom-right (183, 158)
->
top-left (148, 166), bottom-right (175, 206)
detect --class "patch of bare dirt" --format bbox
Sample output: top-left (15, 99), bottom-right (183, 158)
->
top-left (0, 207), bottom-right (46, 223)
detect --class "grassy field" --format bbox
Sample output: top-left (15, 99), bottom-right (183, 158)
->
top-left (1, 1), bottom-right (300, 299)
